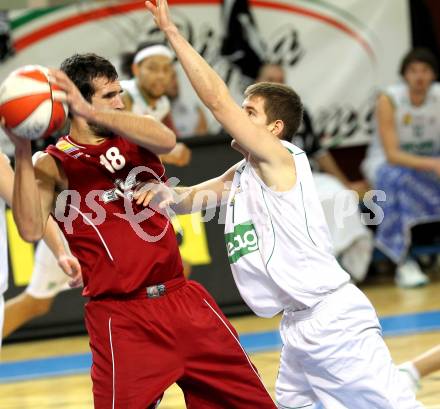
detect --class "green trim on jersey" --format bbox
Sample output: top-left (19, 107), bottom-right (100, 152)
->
top-left (260, 187), bottom-right (276, 268)
top-left (300, 182), bottom-right (317, 246)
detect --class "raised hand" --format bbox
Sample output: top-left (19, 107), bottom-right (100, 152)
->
top-left (145, 0), bottom-right (177, 33)
top-left (48, 68), bottom-right (94, 120)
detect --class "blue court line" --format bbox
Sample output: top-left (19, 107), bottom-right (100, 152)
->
top-left (1, 309), bottom-right (440, 383)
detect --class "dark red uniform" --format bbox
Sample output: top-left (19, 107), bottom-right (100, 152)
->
top-left (47, 135), bottom-right (276, 409)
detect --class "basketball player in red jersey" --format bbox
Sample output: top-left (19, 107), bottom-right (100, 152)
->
top-left (5, 53), bottom-right (275, 408)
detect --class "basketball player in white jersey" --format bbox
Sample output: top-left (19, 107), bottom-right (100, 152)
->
top-left (142, 1), bottom-right (423, 407)
top-left (0, 145), bottom-right (81, 348)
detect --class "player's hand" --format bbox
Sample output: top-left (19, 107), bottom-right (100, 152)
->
top-left (58, 254), bottom-right (83, 288)
top-left (145, 0), bottom-right (178, 34)
top-left (133, 180), bottom-right (176, 210)
top-left (160, 143), bottom-right (191, 167)
top-left (48, 68), bottom-right (94, 121)
top-left (0, 117), bottom-right (31, 149)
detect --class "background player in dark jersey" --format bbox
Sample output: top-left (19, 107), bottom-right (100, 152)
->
top-left (4, 53), bottom-right (275, 408)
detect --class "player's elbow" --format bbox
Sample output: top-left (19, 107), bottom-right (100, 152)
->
top-left (385, 149), bottom-right (400, 165)
top-left (18, 227), bottom-right (44, 243)
top-left (156, 128), bottom-right (177, 154)
top-left (15, 217), bottom-right (44, 242)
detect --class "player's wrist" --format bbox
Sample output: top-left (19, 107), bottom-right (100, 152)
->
top-left (164, 25), bottom-right (179, 39)
top-left (14, 139), bottom-right (32, 155)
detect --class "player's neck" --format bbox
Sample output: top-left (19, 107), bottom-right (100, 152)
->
top-left (409, 89), bottom-right (428, 107)
top-left (70, 124), bottom-right (108, 146)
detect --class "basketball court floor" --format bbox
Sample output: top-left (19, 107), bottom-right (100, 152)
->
top-left (1, 279), bottom-right (440, 408)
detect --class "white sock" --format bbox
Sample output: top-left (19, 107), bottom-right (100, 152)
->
top-left (400, 361), bottom-right (421, 383)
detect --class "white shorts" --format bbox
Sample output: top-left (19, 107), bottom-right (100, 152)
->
top-left (276, 284), bottom-right (423, 409)
top-left (26, 240), bottom-right (70, 299)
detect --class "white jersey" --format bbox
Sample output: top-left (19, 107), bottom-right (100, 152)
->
top-left (362, 82), bottom-right (440, 185)
top-left (120, 79), bottom-right (170, 121)
top-left (225, 141), bottom-right (349, 318)
top-left (170, 97), bottom-right (200, 138)
top-left (0, 152), bottom-right (9, 294)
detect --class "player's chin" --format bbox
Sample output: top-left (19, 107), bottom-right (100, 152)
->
top-left (231, 140), bottom-right (248, 157)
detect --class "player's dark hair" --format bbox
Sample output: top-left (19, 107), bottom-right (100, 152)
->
top-left (399, 48), bottom-right (438, 78)
top-left (244, 82), bottom-right (303, 140)
top-left (60, 53), bottom-right (118, 102)
top-left (119, 41), bottom-right (166, 78)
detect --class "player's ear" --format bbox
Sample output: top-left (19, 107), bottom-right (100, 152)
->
top-left (269, 119), bottom-right (284, 137)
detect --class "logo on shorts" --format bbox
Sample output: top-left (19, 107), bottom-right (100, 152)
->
top-left (225, 221), bottom-right (259, 264)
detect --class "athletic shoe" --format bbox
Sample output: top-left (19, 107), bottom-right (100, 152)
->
top-left (395, 259), bottom-right (430, 288)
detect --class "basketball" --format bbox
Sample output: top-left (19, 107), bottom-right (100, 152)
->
top-left (0, 65), bottom-right (68, 140)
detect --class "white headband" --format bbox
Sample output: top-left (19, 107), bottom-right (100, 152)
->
top-left (133, 45), bottom-right (174, 65)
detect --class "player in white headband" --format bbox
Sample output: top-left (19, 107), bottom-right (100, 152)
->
top-left (133, 44), bottom-right (174, 65)
top-left (121, 42), bottom-right (174, 120)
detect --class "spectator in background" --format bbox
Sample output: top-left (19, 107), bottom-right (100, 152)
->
top-left (120, 42), bottom-right (191, 167)
top-left (167, 65), bottom-right (208, 138)
top-left (257, 63), bottom-right (373, 283)
top-left (362, 48), bottom-right (440, 288)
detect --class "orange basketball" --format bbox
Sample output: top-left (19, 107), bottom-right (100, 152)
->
top-left (0, 65), bottom-right (68, 140)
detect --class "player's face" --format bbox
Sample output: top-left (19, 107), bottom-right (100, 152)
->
top-left (242, 95), bottom-right (271, 128)
top-left (404, 61), bottom-right (435, 94)
top-left (134, 55), bottom-right (173, 99)
top-left (89, 77), bottom-right (124, 136)
top-left (90, 77), bottom-right (125, 111)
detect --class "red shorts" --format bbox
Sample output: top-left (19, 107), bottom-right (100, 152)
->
top-left (85, 279), bottom-right (276, 409)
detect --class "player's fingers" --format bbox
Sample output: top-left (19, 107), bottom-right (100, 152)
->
top-left (58, 260), bottom-right (74, 277)
top-left (145, 1), bottom-right (157, 15)
top-left (143, 190), bottom-right (156, 207)
top-left (68, 276), bottom-right (82, 288)
top-left (70, 258), bottom-right (82, 275)
top-left (52, 91), bottom-right (68, 103)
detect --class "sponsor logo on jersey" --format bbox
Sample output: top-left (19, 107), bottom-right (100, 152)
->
top-left (225, 221), bottom-right (259, 264)
top-left (56, 139), bottom-right (83, 158)
top-left (101, 175), bottom-right (141, 203)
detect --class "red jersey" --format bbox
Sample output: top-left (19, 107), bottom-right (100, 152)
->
top-left (46, 135), bottom-right (183, 297)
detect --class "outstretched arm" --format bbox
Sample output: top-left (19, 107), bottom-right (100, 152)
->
top-left (144, 0), bottom-right (289, 165)
top-left (133, 162), bottom-right (240, 214)
top-left (49, 69), bottom-right (176, 155)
